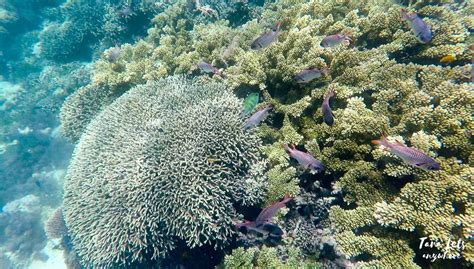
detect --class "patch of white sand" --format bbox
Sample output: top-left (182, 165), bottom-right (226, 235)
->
top-left (29, 242), bottom-right (66, 269)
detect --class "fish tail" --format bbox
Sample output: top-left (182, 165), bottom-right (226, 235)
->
top-left (322, 66), bottom-right (331, 77)
top-left (371, 132), bottom-right (389, 147)
top-left (274, 22), bottom-right (282, 31)
top-left (399, 8), bottom-right (413, 23)
top-left (400, 8), bottom-right (408, 20)
top-left (264, 103), bottom-right (274, 112)
top-left (282, 193), bottom-right (293, 203)
top-left (326, 87), bottom-right (334, 98)
top-left (371, 139), bottom-right (382, 145)
top-left (214, 68), bottom-right (225, 77)
top-left (283, 143), bottom-right (291, 153)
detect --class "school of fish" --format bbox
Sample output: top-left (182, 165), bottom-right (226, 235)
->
top-left (194, 8), bottom-right (443, 237)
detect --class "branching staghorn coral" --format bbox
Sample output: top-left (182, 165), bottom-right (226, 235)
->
top-left (63, 76), bottom-right (267, 267)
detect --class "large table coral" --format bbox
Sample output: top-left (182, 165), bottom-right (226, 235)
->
top-left (63, 76), bottom-right (267, 268)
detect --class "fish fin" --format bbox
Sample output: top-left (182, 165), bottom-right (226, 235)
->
top-left (400, 8), bottom-right (407, 19)
top-left (322, 67), bottom-right (331, 77)
top-left (331, 111), bottom-right (336, 118)
top-left (394, 140), bottom-right (405, 146)
top-left (372, 132), bottom-right (389, 147)
top-left (273, 22), bottom-right (282, 31)
top-left (371, 139), bottom-right (381, 145)
top-left (281, 194), bottom-right (293, 204)
top-left (414, 162), bottom-right (427, 167)
top-left (326, 88), bottom-right (334, 98)
top-left (214, 68), bottom-right (222, 76)
top-left (283, 143), bottom-right (291, 153)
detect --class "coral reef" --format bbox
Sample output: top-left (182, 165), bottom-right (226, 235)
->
top-left (0, 62), bottom-right (85, 207)
top-left (222, 245), bottom-right (320, 268)
top-left (55, 0), bottom-right (473, 268)
top-left (0, 195), bottom-right (47, 267)
top-left (45, 207), bottom-right (68, 240)
top-left (0, 81), bottom-right (23, 111)
top-left (59, 84), bottom-right (121, 142)
top-left (63, 76), bottom-right (267, 267)
top-left (38, 0), bottom-right (162, 62)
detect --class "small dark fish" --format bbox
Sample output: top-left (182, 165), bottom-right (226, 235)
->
top-left (250, 22), bottom-right (281, 50)
top-left (401, 9), bottom-right (432, 44)
top-left (197, 60), bottom-right (221, 76)
top-left (283, 144), bottom-right (324, 172)
top-left (320, 34), bottom-right (351, 48)
top-left (294, 68), bottom-right (328, 83)
top-left (244, 104), bottom-right (272, 129)
top-left (322, 88), bottom-right (335, 126)
top-left (371, 133), bottom-right (440, 170)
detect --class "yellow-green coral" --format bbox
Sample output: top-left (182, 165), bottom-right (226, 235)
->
top-left (265, 164), bottom-right (300, 206)
top-left (335, 230), bottom-right (420, 269)
top-left (222, 246), bottom-right (320, 269)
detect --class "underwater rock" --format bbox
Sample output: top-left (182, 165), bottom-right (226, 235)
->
top-left (63, 76), bottom-right (267, 268)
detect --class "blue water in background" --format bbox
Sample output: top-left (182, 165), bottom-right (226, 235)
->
top-left (0, 1), bottom-right (160, 268)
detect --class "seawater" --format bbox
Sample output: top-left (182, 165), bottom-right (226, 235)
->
top-left (0, 1), bottom-right (472, 269)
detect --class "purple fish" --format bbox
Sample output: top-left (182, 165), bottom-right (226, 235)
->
top-left (401, 9), bottom-right (432, 44)
top-left (372, 133), bottom-right (440, 170)
top-left (322, 88), bottom-right (335, 126)
top-left (244, 104), bottom-right (272, 129)
top-left (197, 61), bottom-right (221, 76)
top-left (255, 195), bottom-right (292, 225)
top-left (320, 34), bottom-right (351, 48)
top-left (294, 68), bottom-right (328, 83)
top-left (107, 44), bottom-right (122, 63)
top-left (235, 195), bottom-right (292, 232)
top-left (250, 22), bottom-right (281, 50)
top-left (284, 144), bottom-right (324, 172)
